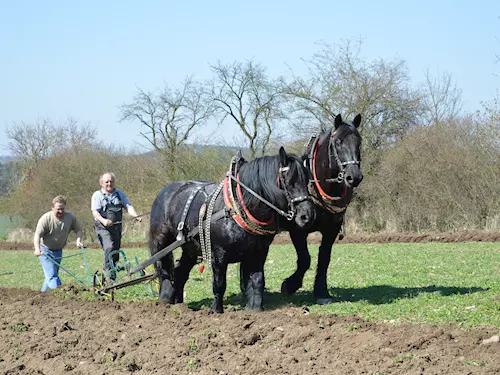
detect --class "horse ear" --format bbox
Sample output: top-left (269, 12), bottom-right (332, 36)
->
top-left (352, 114), bottom-right (362, 128)
top-left (334, 114), bottom-right (342, 129)
top-left (279, 146), bottom-right (287, 166)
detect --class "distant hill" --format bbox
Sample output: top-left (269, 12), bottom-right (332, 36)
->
top-left (141, 144), bottom-right (249, 158)
top-left (191, 143), bottom-right (247, 155)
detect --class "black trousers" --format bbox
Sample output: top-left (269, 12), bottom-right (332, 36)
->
top-left (95, 222), bottom-right (122, 273)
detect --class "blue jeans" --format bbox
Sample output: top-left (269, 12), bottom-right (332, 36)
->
top-left (39, 246), bottom-right (63, 292)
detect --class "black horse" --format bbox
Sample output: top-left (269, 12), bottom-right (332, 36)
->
top-left (149, 147), bottom-right (315, 313)
top-left (280, 114), bottom-right (363, 304)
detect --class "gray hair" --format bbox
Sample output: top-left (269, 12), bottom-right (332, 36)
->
top-left (99, 172), bottom-right (116, 184)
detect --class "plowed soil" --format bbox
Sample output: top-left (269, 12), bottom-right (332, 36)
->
top-left (1, 232), bottom-right (499, 374)
top-left (1, 287), bottom-right (499, 375)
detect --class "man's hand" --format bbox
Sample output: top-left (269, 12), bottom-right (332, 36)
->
top-left (34, 248), bottom-right (43, 257)
top-left (103, 219), bottom-right (113, 227)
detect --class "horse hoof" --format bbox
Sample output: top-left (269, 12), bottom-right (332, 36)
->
top-left (211, 304), bottom-right (224, 314)
top-left (316, 297), bottom-right (333, 305)
top-left (281, 280), bottom-right (298, 296)
top-left (246, 304), bottom-right (264, 312)
top-left (280, 283), bottom-right (291, 296)
top-left (159, 280), bottom-right (175, 304)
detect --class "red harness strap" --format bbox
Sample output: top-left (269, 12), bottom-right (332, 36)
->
top-left (223, 176), bottom-right (246, 230)
top-left (223, 175), bottom-right (275, 234)
top-left (236, 173), bottom-right (275, 226)
top-left (312, 142), bottom-right (348, 201)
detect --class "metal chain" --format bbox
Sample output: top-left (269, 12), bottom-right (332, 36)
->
top-left (201, 182), bottom-right (224, 268)
top-left (198, 203), bottom-right (207, 264)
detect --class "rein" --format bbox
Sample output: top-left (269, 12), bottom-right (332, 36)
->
top-left (229, 173), bottom-right (296, 221)
top-left (222, 154), bottom-right (308, 235)
top-left (111, 211), bottom-right (151, 225)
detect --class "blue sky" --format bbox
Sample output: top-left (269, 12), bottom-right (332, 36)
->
top-left (1, 1), bottom-right (499, 156)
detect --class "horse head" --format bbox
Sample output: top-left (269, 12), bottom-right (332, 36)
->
top-left (277, 146), bottom-right (316, 229)
top-left (329, 114), bottom-right (363, 188)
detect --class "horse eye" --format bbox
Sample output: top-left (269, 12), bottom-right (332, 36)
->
top-left (287, 167), bottom-right (298, 182)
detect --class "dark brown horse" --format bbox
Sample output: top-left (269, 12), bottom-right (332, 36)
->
top-left (280, 114), bottom-right (363, 304)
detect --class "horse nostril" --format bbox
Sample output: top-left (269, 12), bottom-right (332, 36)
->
top-left (354, 174), bottom-right (363, 185)
top-left (300, 213), bottom-right (314, 227)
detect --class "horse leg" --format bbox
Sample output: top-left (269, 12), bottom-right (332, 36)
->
top-left (157, 252), bottom-right (175, 304)
top-left (248, 265), bottom-right (265, 312)
top-left (314, 225), bottom-right (341, 304)
top-left (211, 259), bottom-right (228, 313)
top-left (173, 247), bottom-right (197, 304)
top-left (240, 256), bottom-right (266, 312)
top-left (281, 230), bottom-right (310, 296)
top-left (240, 262), bottom-right (249, 304)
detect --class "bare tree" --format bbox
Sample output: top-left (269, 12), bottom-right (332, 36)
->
top-left (61, 117), bottom-right (97, 150)
top-left (421, 69), bottom-right (463, 125)
top-left (7, 118), bottom-right (57, 168)
top-left (208, 60), bottom-right (284, 158)
top-left (5, 117), bottom-right (96, 182)
top-left (478, 92), bottom-right (500, 148)
top-left (120, 76), bottom-right (213, 178)
top-left (283, 40), bottom-right (423, 150)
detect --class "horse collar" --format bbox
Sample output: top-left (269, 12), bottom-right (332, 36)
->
top-left (222, 155), bottom-right (276, 235)
top-left (223, 175), bottom-right (276, 235)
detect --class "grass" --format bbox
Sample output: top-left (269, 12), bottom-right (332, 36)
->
top-left (1, 242), bottom-right (499, 327)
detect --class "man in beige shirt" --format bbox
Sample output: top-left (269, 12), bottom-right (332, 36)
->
top-left (34, 195), bottom-right (83, 292)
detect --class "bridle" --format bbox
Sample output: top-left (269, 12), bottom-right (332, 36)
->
top-left (327, 127), bottom-right (361, 184)
top-left (303, 118), bottom-right (362, 214)
top-left (277, 165), bottom-right (310, 220)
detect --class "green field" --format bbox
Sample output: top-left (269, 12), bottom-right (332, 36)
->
top-left (1, 242), bottom-right (499, 327)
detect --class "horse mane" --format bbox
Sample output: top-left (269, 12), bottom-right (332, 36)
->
top-left (317, 121), bottom-right (362, 146)
top-left (238, 153), bottom-right (306, 219)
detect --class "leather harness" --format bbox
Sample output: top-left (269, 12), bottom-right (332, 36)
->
top-left (305, 131), bottom-right (353, 215)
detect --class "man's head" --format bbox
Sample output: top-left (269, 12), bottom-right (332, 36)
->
top-left (51, 195), bottom-right (67, 220)
top-left (100, 172), bottom-right (116, 194)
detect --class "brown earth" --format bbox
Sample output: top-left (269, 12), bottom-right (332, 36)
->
top-left (1, 231), bottom-right (500, 374)
top-left (1, 230), bottom-right (500, 250)
top-left (1, 287), bottom-right (499, 375)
